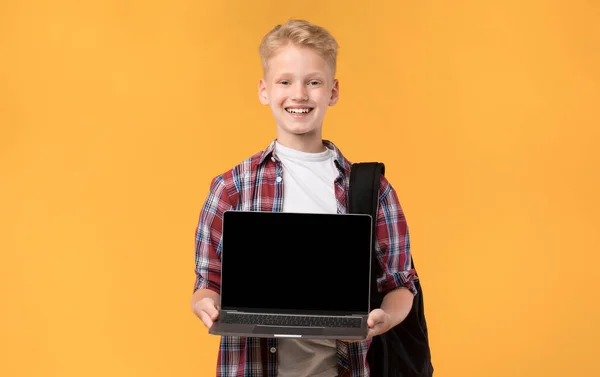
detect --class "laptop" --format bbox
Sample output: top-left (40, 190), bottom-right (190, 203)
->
top-left (208, 210), bottom-right (373, 340)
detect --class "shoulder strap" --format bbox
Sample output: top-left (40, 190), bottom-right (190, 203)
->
top-left (348, 162), bottom-right (385, 218)
top-left (348, 162), bottom-right (386, 308)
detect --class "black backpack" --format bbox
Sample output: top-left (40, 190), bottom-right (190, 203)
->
top-left (348, 162), bottom-right (434, 377)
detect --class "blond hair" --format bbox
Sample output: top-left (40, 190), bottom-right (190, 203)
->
top-left (259, 19), bottom-right (339, 75)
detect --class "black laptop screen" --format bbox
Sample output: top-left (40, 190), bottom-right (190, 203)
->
top-left (220, 211), bottom-right (373, 315)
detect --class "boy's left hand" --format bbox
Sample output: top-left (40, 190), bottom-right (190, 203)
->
top-left (366, 308), bottom-right (393, 339)
top-left (343, 308), bottom-right (392, 342)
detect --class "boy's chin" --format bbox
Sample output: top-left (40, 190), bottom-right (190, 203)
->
top-left (279, 124), bottom-right (321, 136)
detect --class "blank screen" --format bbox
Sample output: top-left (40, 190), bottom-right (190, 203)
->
top-left (220, 211), bottom-right (373, 314)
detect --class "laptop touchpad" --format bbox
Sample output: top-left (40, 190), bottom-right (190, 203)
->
top-left (253, 326), bottom-right (325, 336)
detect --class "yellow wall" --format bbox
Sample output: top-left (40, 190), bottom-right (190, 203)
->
top-left (1, 1), bottom-right (599, 376)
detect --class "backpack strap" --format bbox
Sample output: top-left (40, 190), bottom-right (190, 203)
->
top-left (348, 162), bottom-right (386, 309)
top-left (348, 162), bottom-right (385, 219)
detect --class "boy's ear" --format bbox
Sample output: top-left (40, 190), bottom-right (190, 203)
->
top-left (258, 79), bottom-right (269, 105)
top-left (329, 79), bottom-right (339, 106)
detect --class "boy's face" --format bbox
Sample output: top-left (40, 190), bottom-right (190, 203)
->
top-left (258, 44), bottom-right (339, 146)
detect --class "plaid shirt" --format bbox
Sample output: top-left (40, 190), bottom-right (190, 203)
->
top-left (194, 139), bottom-right (418, 377)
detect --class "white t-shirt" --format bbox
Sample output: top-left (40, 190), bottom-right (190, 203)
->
top-left (274, 141), bottom-right (339, 377)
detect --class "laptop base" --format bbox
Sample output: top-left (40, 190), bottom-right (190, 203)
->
top-left (209, 320), bottom-right (368, 340)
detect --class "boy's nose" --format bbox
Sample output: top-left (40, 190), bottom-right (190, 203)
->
top-left (291, 85), bottom-right (308, 101)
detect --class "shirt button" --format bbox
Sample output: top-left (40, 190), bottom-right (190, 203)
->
top-left (270, 347), bottom-right (277, 353)
top-left (271, 157), bottom-right (276, 162)
top-left (276, 176), bottom-right (282, 183)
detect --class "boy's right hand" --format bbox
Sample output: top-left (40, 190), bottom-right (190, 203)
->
top-left (194, 297), bottom-right (220, 329)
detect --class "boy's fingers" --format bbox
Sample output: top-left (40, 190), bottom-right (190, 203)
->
top-left (194, 298), bottom-right (220, 328)
top-left (198, 311), bottom-right (214, 329)
top-left (202, 304), bottom-right (218, 319)
top-left (367, 309), bottom-right (386, 328)
top-left (368, 324), bottom-right (382, 338)
top-left (198, 299), bottom-right (219, 316)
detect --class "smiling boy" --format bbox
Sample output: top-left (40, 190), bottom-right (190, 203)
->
top-left (191, 19), bottom-right (419, 377)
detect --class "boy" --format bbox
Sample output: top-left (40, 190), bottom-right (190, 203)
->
top-left (191, 19), bottom-right (419, 377)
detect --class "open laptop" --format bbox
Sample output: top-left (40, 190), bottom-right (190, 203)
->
top-left (208, 210), bottom-right (373, 340)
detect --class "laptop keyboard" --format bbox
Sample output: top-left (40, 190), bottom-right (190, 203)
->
top-left (222, 313), bottom-right (362, 328)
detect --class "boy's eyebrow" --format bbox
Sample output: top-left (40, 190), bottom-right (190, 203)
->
top-left (273, 72), bottom-right (327, 79)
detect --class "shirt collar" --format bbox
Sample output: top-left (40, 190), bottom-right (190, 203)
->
top-left (258, 138), bottom-right (351, 175)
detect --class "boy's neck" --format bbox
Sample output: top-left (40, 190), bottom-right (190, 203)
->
top-left (275, 135), bottom-right (326, 153)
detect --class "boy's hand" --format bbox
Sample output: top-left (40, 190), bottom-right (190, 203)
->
top-left (343, 309), bottom-right (392, 342)
top-left (194, 297), bottom-right (220, 329)
top-left (365, 308), bottom-right (392, 338)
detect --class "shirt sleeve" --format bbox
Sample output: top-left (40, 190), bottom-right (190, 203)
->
top-left (193, 175), bottom-right (235, 294)
top-left (374, 174), bottom-right (419, 296)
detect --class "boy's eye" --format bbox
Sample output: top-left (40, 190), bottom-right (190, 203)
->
top-left (278, 80), bottom-right (321, 86)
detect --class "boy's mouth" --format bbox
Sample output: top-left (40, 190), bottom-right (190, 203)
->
top-left (285, 107), bottom-right (314, 114)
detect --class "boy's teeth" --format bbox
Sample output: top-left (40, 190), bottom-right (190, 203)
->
top-left (287, 108), bottom-right (311, 114)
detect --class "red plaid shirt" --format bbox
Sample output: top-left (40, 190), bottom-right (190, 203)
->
top-left (194, 139), bottom-right (418, 377)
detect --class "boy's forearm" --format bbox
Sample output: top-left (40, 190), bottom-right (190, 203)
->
top-left (380, 287), bottom-right (414, 327)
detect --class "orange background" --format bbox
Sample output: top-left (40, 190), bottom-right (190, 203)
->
top-left (1, 1), bottom-right (599, 376)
